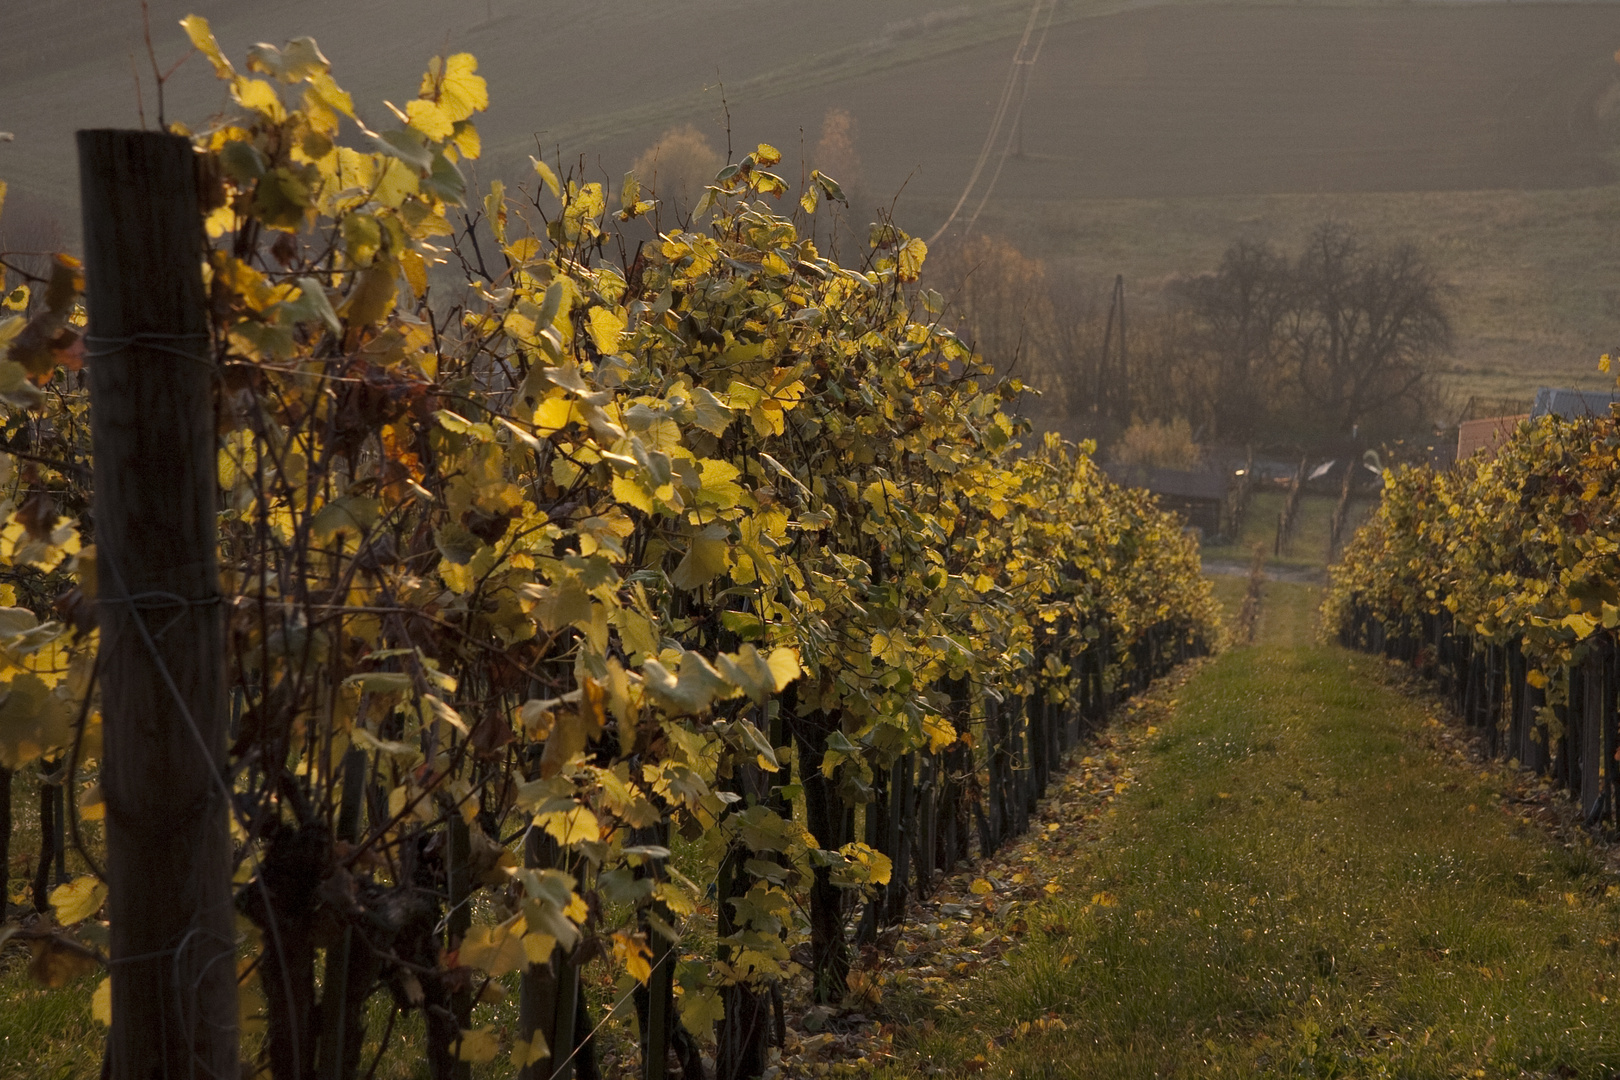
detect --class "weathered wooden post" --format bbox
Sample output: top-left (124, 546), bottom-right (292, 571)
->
top-left (77, 129), bottom-right (236, 1080)
top-left (0, 765), bottom-right (10, 915)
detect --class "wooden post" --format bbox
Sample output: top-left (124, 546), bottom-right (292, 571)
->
top-left (0, 766), bottom-right (10, 916)
top-left (77, 129), bottom-right (236, 1080)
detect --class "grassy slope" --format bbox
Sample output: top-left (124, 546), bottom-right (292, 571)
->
top-left (3, 3), bottom-right (1617, 403)
top-left (0, 0), bottom-right (1046, 221)
top-left (980, 185), bottom-right (1620, 405)
top-left (878, 584), bottom-right (1620, 1078)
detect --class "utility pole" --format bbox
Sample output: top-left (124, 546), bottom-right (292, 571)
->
top-left (1098, 274), bottom-right (1127, 427)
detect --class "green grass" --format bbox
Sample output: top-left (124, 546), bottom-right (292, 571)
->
top-left (1202, 491), bottom-right (1339, 570)
top-left (0, 965), bottom-right (99, 1080)
top-left (1, 769), bottom-right (102, 1080)
top-left (1205, 574), bottom-right (1249, 629)
top-left (878, 585), bottom-right (1620, 1079)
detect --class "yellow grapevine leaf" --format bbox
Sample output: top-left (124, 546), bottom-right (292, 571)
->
top-left (611, 473), bottom-right (654, 514)
top-left (455, 1026), bottom-right (500, 1065)
top-left (923, 713), bottom-right (955, 754)
top-left (766, 647), bottom-right (800, 690)
top-left (452, 120), bottom-right (481, 160)
top-left (426, 54), bottom-right (488, 122)
top-left (1561, 612), bottom-right (1598, 639)
top-left (613, 931), bottom-right (654, 984)
top-left (399, 249), bottom-right (428, 299)
top-left (92, 975), bottom-right (111, 1026)
top-left (306, 71), bottom-right (354, 119)
top-left (538, 709), bottom-right (597, 779)
top-left (457, 916), bottom-right (527, 977)
top-left (406, 99), bottom-right (454, 140)
top-left (897, 237), bottom-right (928, 281)
top-left (679, 986), bottom-right (725, 1037)
top-left (695, 458), bottom-right (743, 508)
top-left (522, 930), bottom-right (558, 966)
top-left (715, 646), bottom-right (777, 706)
top-left (180, 15), bottom-right (234, 79)
top-left (524, 576), bottom-right (593, 633)
top-left (511, 1034), bottom-right (549, 1069)
top-left (50, 875), bottom-right (107, 925)
top-left (586, 306), bottom-right (627, 356)
top-left (531, 156), bottom-right (561, 199)
top-left (969, 878), bottom-right (994, 895)
top-left (671, 528), bottom-right (729, 591)
top-left (536, 805), bottom-right (601, 846)
top-left (78, 782), bottom-right (104, 822)
top-left (232, 77), bottom-right (285, 119)
top-left (29, 937), bottom-right (98, 987)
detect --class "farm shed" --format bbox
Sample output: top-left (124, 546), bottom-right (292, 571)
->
top-left (1456, 415), bottom-right (1527, 461)
top-left (1106, 464), bottom-right (1232, 539)
top-left (1530, 387), bottom-right (1620, 421)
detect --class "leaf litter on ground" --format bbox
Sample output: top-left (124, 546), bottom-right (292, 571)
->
top-left (751, 660), bottom-right (1208, 1079)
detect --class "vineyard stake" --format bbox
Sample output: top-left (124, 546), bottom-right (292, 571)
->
top-left (78, 129), bottom-right (237, 1080)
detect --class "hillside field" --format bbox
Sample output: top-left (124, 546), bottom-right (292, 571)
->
top-left (2, 0), bottom-right (1619, 401)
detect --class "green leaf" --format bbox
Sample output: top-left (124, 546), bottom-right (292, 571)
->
top-left (374, 129), bottom-right (434, 174)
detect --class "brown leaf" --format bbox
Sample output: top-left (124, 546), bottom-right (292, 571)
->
top-left (28, 936), bottom-right (101, 987)
top-left (16, 491), bottom-right (58, 541)
top-left (468, 712), bottom-right (514, 759)
top-left (270, 232), bottom-right (299, 267)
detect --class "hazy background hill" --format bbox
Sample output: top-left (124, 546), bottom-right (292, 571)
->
top-left (4, 0), bottom-right (1620, 403)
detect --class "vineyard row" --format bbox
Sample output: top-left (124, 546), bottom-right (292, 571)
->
top-left (0, 22), bottom-right (1222, 1080)
top-left (1327, 410), bottom-right (1620, 830)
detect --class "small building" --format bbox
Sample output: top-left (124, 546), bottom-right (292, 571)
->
top-left (1456, 415), bottom-right (1527, 461)
top-left (1530, 387), bottom-right (1620, 421)
top-left (1105, 464), bottom-right (1231, 538)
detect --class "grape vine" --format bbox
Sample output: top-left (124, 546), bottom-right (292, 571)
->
top-left (0, 19), bottom-right (1221, 1079)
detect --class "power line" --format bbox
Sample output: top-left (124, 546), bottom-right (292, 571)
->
top-left (958, 0), bottom-right (1056, 241)
top-left (926, 0), bottom-right (1052, 247)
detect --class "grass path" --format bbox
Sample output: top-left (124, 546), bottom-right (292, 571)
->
top-left (879, 583), bottom-right (1620, 1079)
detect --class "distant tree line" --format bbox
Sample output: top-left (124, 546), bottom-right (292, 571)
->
top-left (928, 222), bottom-right (1453, 450)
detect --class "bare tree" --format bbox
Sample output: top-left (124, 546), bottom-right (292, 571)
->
top-left (811, 108), bottom-right (866, 265)
top-left (1171, 239), bottom-right (1295, 442)
top-left (1033, 267), bottom-right (1104, 414)
top-left (1289, 223), bottom-right (1450, 436)
top-left (924, 224), bottom-right (1449, 453)
top-left (632, 125), bottom-right (723, 223)
top-left (928, 233), bottom-right (1049, 380)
